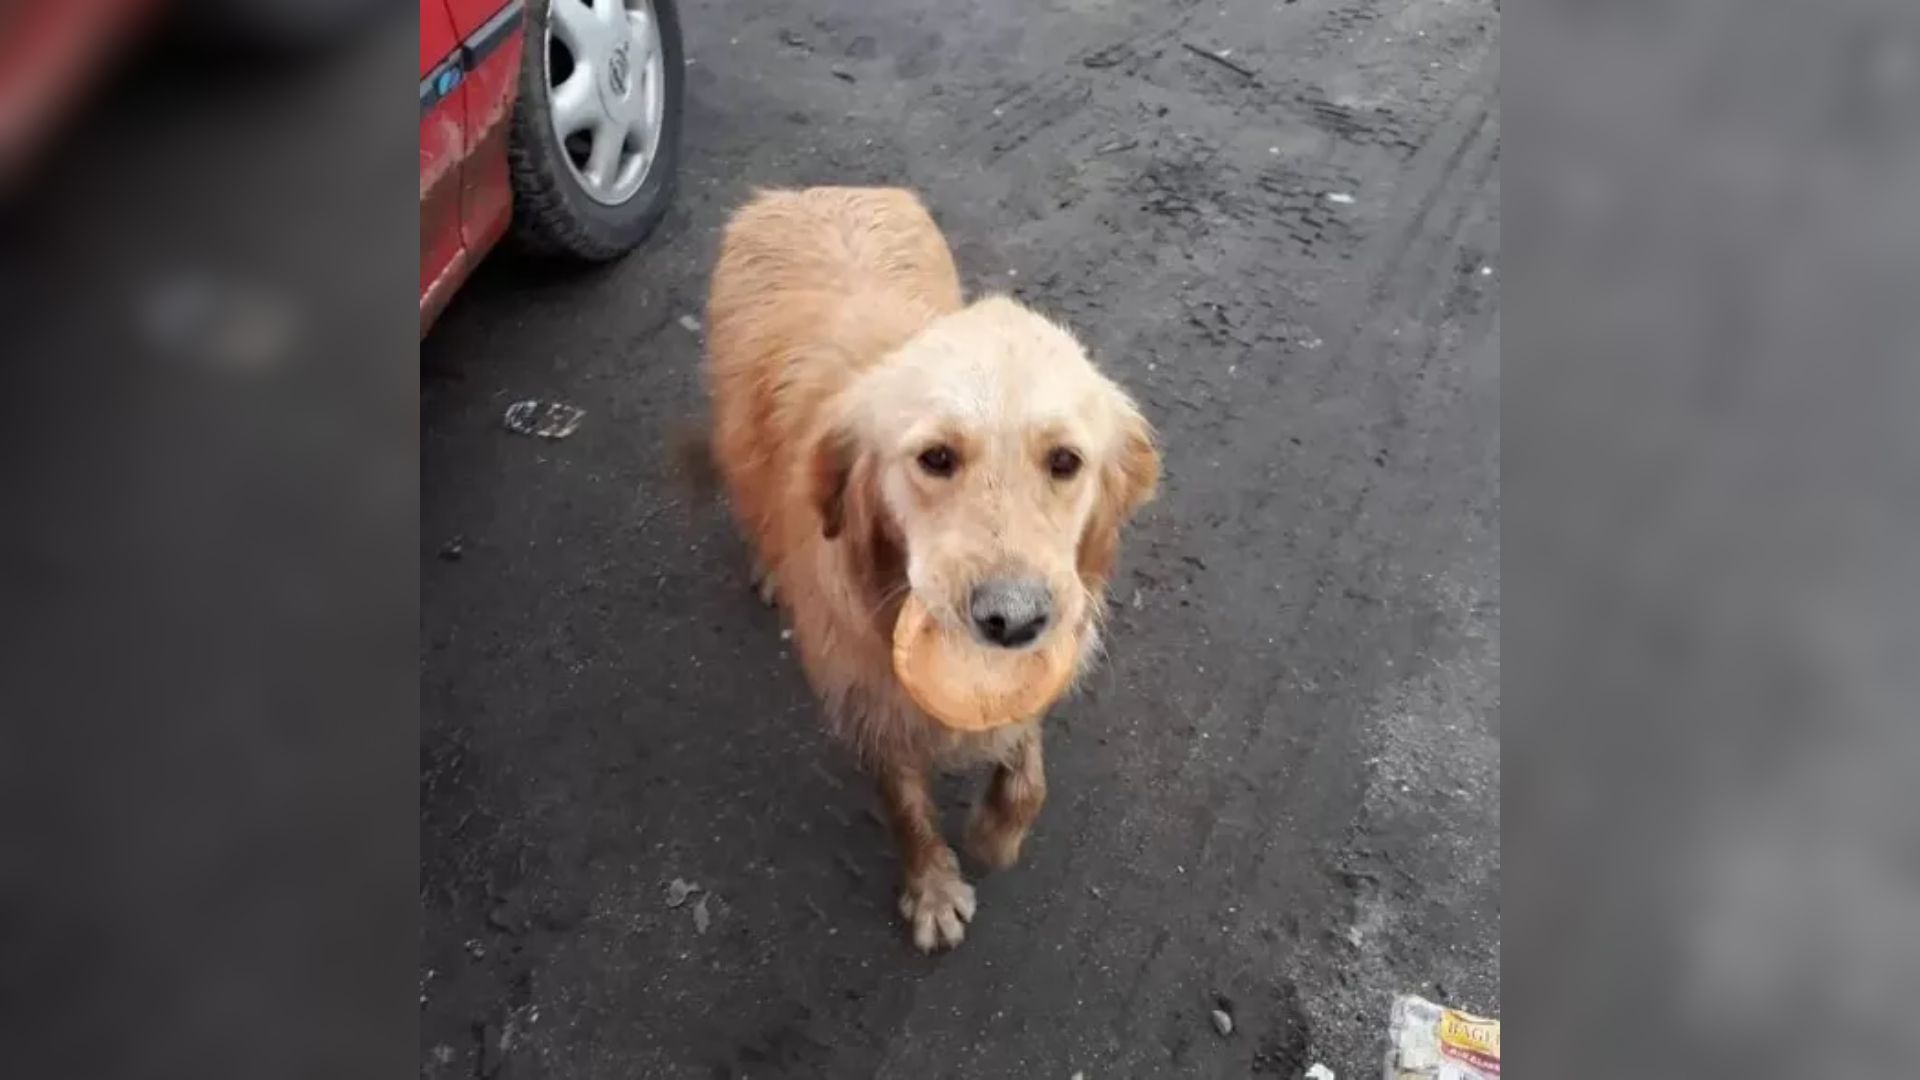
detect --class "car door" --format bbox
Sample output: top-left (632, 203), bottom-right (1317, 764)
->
top-left (420, 0), bottom-right (469, 331)
top-left (442, 0), bottom-right (525, 258)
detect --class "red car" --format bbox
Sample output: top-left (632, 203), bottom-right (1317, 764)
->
top-left (420, 0), bottom-right (685, 333)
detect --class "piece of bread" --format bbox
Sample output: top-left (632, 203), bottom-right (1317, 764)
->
top-left (891, 595), bottom-right (1077, 731)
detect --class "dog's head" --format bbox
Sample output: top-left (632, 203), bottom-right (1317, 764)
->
top-left (809, 297), bottom-right (1159, 651)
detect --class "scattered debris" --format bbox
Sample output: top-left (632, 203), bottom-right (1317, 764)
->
top-left (836, 852), bottom-right (866, 880)
top-left (664, 878), bottom-right (698, 908)
top-left (1325, 192), bottom-right (1355, 204)
top-left (1094, 137), bottom-right (1139, 155)
top-left (1210, 1008), bottom-right (1235, 1037)
top-left (430, 1044), bottom-right (455, 1065)
top-left (677, 313), bottom-right (702, 333)
top-left (437, 536), bottom-right (464, 561)
top-left (464, 938), bottom-right (486, 959)
top-left (693, 893), bottom-right (712, 935)
top-left (1345, 924), bottom-right (1365, 947)
top-left (1182, 42), bottom-right (1259, 80)
top-left (831, 65), bottom-right (856, 82)
top-left (778, 28), bottom-right (808, 49)
top-left (1385, 995), bottom-right (1499, 1080)
top-left (503, 399), bottom-right (586, 440)
top-left (1305, 1065), bottom-right (1335, 1080)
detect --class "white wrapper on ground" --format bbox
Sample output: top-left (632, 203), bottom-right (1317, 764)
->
top-left (1383, 995), bottom-right (1500, 1080)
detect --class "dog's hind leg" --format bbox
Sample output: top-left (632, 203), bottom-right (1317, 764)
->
top-left (965, 727), bottom-right (1047, 872)
top-left (879, 764), bottom-right (976, 952)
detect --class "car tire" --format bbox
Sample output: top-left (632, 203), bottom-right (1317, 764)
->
top-left (508, 0), bottom-right (685, 262)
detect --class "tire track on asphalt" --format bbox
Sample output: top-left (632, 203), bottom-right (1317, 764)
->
top-left (1092, 102), bottom-right (1500, 1076)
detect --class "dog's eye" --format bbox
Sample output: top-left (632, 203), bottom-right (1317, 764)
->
top-left (1046, 447), bottom-right (1083, 480)
top-left (917, 444), bottom-right (958, 477)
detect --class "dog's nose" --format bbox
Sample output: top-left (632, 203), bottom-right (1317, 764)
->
top-left (969, 578), bottom-right (1053, 648)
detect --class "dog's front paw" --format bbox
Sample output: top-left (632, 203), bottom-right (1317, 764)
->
top-left (898, 857), bottom-right (977, 952)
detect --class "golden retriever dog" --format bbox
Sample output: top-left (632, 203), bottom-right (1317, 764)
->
top-left (704, 187), bottom-right (1159, 951)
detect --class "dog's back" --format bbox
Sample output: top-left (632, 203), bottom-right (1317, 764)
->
top-left (705, 187), bottom-right (962, 553)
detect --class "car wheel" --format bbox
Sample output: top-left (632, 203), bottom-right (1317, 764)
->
top-left (509, 0), bottom-right (684, 261)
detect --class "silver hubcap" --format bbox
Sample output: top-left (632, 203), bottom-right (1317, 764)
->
top-left (545, 0), bottom-right (665, 206)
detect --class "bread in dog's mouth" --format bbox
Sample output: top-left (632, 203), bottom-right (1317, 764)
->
top-left (891, 594), bottom-right (1077, 732)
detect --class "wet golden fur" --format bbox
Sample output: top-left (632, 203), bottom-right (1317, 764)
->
top-left (704, 186), bottom-right (1157, 950)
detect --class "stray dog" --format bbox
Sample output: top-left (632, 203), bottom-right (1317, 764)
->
top-left (704, 187), bottom-right (1159, 951)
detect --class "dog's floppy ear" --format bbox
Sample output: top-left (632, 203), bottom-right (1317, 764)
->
top-left (808, 415), bottom-right (904, 626)
top-left (809, 422), bottom-right (859, 539)
top-left (1078, 398), bottom-right (1160, 587)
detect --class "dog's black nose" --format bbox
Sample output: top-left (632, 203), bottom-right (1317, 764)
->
top-left (969, 578), bottom-right (1052, 648)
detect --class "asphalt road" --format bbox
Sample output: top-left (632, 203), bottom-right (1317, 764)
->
top-left (421, 0), bottom-right (1500, 1076)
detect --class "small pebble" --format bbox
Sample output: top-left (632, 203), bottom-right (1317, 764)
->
top-left (1326, 192), bottom-right (1355, 204)
top-left (665, 878), bottom-right (698, 908)
top-left (678, 314), bottom-right (702, 333)
top-left (1211, 1008), bottom-right (1234, 1036)
top-left (1306, 1065), bottom-right (1336, 1080)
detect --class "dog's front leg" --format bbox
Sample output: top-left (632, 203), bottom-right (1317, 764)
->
top-left (748, 555), bottom-right (778, 607)
top-left (966, 726), bottom-right (1047, 871)
top-left (878, 764), bottom-right (975, 952)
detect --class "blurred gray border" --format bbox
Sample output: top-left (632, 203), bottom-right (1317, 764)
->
top-left (1509, 1), bottom-right (1920, 1076)
top-left (0, 12), bottom-right (418, 1078)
